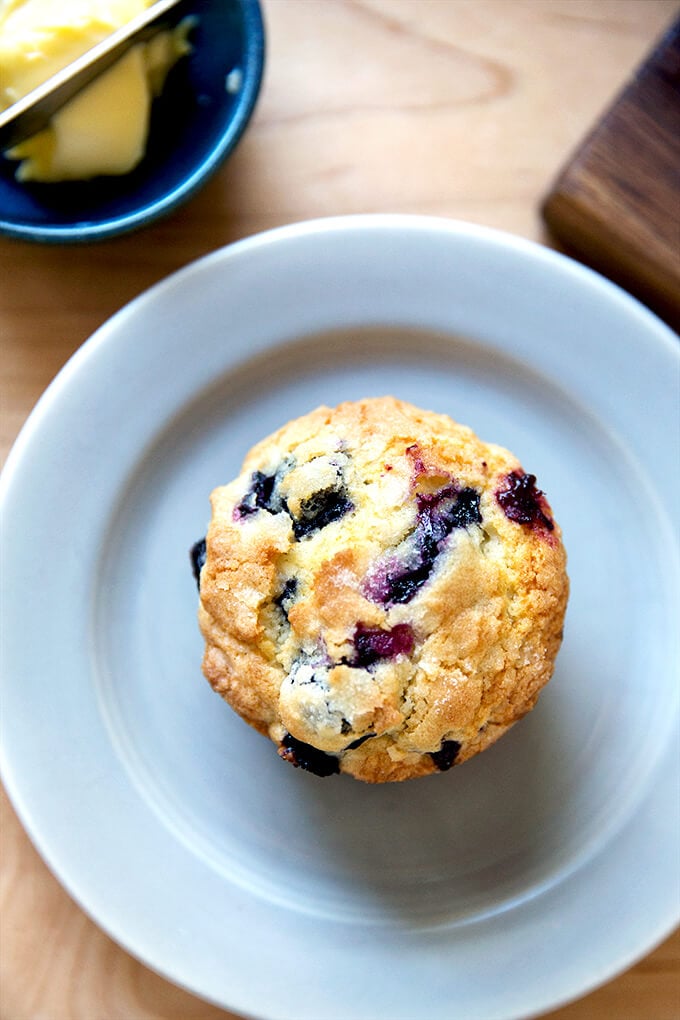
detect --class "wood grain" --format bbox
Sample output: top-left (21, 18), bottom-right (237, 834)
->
top-left (1, 2), bottom-right (679, 1018)
top-left (543, 16), bottom-right (680, 328)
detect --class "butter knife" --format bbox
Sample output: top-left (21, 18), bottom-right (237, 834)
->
top-left (0, 0), bottom-right (183, 151)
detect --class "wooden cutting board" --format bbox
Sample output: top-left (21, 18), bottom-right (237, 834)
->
top-left (542, 16), bottom-right (680, 331)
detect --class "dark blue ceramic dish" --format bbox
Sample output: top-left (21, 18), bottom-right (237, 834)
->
top-left (0, 0), bottom-right (265, 242)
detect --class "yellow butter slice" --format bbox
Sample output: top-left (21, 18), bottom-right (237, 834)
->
top-left (0, 0), bottom-right (191, 181)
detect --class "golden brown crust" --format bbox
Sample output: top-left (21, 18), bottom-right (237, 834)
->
top-left (196, 397), bottom-right (569, 782)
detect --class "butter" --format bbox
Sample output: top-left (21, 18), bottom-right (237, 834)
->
top-left (0, 0), bottom-right (191, 182)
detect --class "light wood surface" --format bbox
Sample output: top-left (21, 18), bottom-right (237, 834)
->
top-left (1, 2), bottom-right (678, 1018)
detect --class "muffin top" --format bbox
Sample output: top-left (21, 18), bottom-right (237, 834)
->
top-left (196, 396), bottom-right (568, 782)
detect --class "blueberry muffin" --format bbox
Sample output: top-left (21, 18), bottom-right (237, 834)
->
top-left (193, 397), bottom-right (568, 783)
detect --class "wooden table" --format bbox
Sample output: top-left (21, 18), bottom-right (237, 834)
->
top-left (1, 2), bottom-right (678, 1017)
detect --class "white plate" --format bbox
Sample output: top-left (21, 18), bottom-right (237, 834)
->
top-left (1, 216), bottom-right (679, 1020)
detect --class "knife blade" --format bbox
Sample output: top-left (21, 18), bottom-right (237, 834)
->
top-left (0, 0), bottom-right (183, 152)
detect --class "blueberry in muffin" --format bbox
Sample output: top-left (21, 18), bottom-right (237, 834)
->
top-left (193, 397), bottom-right (568, 783)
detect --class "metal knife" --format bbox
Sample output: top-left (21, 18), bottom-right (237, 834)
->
top-left (0, 0), bottom-right (183, 152)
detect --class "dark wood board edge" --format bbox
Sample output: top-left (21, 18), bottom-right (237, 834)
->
top-left (542, 16), bottom-right (680, 334)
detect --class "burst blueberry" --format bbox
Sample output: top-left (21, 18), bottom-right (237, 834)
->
top-left (366, 485), bottom-right (482, 605)
top-left (292, 486), bottom-right (354, 539)
top-left (278, 733), bottom-right (340, 776)
top-left (190, 537), bottom-right (206, 589)
top-left (430, 739), bottom-right (461, 771)
top-left (350, 622), bottom-right (415, 667)
top-left (496, 472), bottom-right (554, 532)
top-left (236, 470), bottom-right (280, 517)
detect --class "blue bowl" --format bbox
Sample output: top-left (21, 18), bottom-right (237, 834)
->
top-left (0, 0), bottom-right (265, 242)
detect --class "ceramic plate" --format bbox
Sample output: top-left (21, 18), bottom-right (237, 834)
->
top-left (1, 216), bottom-right (678, 1020)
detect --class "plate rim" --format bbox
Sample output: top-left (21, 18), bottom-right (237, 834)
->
top-left (1, 214), bottom-right (679, 1020)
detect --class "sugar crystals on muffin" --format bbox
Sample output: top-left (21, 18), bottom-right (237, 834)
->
top-left (193, 397), bottom-right (568, 783)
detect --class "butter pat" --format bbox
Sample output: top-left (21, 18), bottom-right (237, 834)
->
top-left (0, 0), bottom-right (191, 182)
